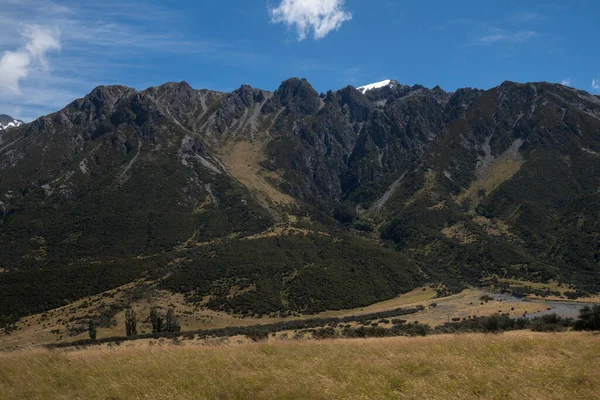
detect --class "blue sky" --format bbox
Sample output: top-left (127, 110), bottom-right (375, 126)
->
top-left (0, 0), bottom-right (599, 121)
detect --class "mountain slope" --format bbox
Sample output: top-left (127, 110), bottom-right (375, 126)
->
top-left (1, 78), bottom-right (599, 328)
top-left (0, 85), bottom-right (273, 266)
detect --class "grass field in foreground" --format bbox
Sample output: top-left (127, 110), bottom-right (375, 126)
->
top-left (1, 332), bottom-right (599, 399)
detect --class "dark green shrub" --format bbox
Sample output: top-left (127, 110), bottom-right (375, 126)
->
top-left (246, 330), bottom-right (268, 342)
top-left (312, 327), bottom-right (337, 340)
top-left (574, 305), bottom-right (600, 331)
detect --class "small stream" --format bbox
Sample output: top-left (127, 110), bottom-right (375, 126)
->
top-left (487, 292), bottom-right (596, 319)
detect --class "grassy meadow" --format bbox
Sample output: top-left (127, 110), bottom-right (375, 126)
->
top-left (1, 331), bottom-right (599, 399)
top-left (0, 287), bottom-right (550, 348)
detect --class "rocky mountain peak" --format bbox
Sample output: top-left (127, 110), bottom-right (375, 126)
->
top-left (334, 85), bottom-right (372, 122)
top-left (66, 85), bottom-right (138, 118)
top-left (265, 77), bottom-right (321, 115)
top-left (144, 81), bottom-right (197, 98)
top-left (233, 84), bottom-right (266, 107)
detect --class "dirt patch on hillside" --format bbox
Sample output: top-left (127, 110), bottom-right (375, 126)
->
top-left (459, 139), bottom-right (525, 209)
top-left (219, 141), bottom-right (295, 208)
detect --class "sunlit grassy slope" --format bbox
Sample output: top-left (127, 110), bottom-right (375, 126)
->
top-left (1, 287), bottom-right (550, 348)
top-left (1, 332), bottom-right (599, 400)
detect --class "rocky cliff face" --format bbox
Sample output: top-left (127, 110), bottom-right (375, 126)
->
top-left (1, 77), bottom-right (600, 318)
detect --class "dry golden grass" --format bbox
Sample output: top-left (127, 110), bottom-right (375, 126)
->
top-left (489, 278), bottom-right (600, 303)
top-left (535, 294), bottom-right (600, 303)
top-left (441, 222), bottom-right (478, 244)
top-left (401, 289), bottom-right (548, 326)
top-left (0, 286), bottom-right (433, 348)
top-left (0, 281), bottom-right (145, 348)
top-left (497, 278), bottom-right (569, 292)
top-left (1, 332), bottom-right (599, 399)
top-left (472, 216), bottom-right (513, 237)
top-left (242, 225), bottom-right (329, 241)
top-left (0, 286), bottom-right (550, 348)
top-left (458, 158), bottom-right (524, 209)
top-left (404, 169), bottom-right (437, 208)
top-left (219, 140), bottom-right (295, 207)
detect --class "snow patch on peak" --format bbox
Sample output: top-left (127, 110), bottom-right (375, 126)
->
top-left (0, 119), bottom-right (23, 131)
top-left (357, 79), bottom-right (394, 94)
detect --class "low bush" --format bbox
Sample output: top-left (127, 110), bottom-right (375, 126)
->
top-left (574, 305), bottom-right (600, 331)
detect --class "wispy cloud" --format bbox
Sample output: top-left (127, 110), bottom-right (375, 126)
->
top-left (561, 78), bottom-right (572, 86)
top-left (477, 30), bottom-right (538, 44)
top-left (510, 12), bottom-right (545, 22)
top-left (0, 1), bottom-right (233, 121)
top-left (592, 79), bottom-right (600, 92)
top-left (269, 0), bottom-right (352, 41)
top-left (342, 66), bottom-right (361, 85)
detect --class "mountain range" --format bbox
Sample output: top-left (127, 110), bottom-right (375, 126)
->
top-left (1, 78), bottom-right (599, 326)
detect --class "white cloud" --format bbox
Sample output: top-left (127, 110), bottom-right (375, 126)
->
top-left (0, 51), bottom-right (31, 93)
top-left (592, 79), bottom-right (600, 91)
top-left (561, 78), bottom-right (572, 86)
top-left (0, 25), bottom-right (60, 94)
top-left (269, 0), bottom-right (352, 41)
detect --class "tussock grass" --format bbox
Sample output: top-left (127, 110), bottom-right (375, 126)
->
top-left (220, 140), bottom-right (295, 207)
top-left (0, 287), bottom-right (549, 349)
top-left (1, 332), bottom-right (599, 399)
